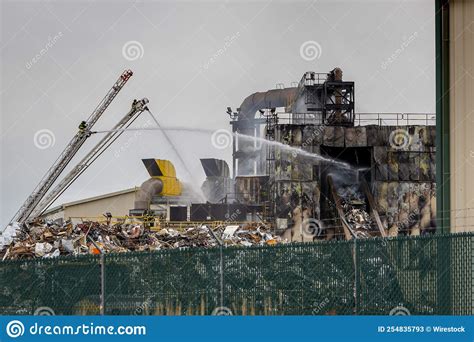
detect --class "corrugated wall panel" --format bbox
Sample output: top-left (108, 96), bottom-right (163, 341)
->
top-left (450, 0), bottom-right (474, 232)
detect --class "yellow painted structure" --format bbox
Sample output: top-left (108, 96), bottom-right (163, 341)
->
top-left (142, 159), bottom-right (182, 196)
top-left (152, 159), bottom-right (182, 196)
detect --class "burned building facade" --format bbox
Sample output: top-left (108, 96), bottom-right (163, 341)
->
top-left (228, 68), bottom-right (436, 239)
top-left (142, 68), bottom-right (436, 239)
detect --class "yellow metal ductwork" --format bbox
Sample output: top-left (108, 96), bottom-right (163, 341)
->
top-left (142, 159), bottom-right (182, 196)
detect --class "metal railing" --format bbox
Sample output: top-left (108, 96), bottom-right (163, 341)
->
top-left (268, 112), bottom-right (436, 127)
top-left (355, 113), bottom-right (436, 126)
top-left (62, 216), bottom-right (256, 231)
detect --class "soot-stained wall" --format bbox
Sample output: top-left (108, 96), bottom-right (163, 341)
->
top-left (272, 124), bottom-right (436, 236)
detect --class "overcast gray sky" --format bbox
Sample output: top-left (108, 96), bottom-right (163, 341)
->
top-left (0, 0), bottom-right (435, 226)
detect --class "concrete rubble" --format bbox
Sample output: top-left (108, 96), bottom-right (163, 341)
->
top-left (0, 220), bottom-right (284, 260)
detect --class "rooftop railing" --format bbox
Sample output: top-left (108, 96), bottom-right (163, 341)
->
top-left (270, 112), bottom-right (436, 126)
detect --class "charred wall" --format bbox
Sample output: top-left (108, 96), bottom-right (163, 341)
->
top-left (271, 124), bottom-right (436, 235)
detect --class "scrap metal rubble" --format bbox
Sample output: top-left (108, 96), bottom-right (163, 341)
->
top-left (0, 221), bottom-right (284, 260)
top-left (345, 207), bottom-right (373, 231)
top-left (340, 190), bottom-right (374, 233)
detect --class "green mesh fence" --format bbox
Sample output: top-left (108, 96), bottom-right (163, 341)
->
top-left (222, 240), bottom-right (355, 315)
top-left (0, 255), bottom-right (100, 315)
top-left (104, 248), bottom-right (221, 315)
top-left (0, 233), bottom-right (472, 315)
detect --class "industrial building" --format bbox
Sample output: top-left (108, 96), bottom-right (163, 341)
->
top-left (436, 0), bottom-right (474, 233)
top-left (42, 188), bottom-right (138, 222)
top-left (6, 0), bottom-right (472, 239)
top-left (1, 1), bottom-right (473, 319)
top-left (64, 68), bottom-right (429, 243)
top-left (221, 68), bottom-right (435, 241)
top-left (30, 68), bottom-right (437, 244)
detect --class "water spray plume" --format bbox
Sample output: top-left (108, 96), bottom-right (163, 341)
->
top-left (92, 126), bottom-right (352, 169)
top-left (235, 133), bottom-right (353, 169)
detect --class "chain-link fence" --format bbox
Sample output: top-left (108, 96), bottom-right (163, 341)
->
top-left (0, 233), bottom-right (472, 315)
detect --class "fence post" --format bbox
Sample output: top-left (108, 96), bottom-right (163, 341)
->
top-left (219, 245), bottom-right (224, 310)
top-left (437, 235), bottom-right (452, 314)
top-left (100, 253), bottom-right (105, 315)
top-left (87, 235), bottom-right (105, 315)
top-left (354, 238), bottom-right (358, 315)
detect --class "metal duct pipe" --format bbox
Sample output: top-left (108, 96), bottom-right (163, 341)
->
top-left (238, 88), bottom-right (298, 122)
top-left (134, 178), bottom-right (163, 210)
top-left (237, 67), bottom-right (343, 124)
top-left (236, 88), bottom-right (298, 175)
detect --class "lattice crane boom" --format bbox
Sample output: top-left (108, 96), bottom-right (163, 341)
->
top-left (10, 70), bottom-right (133, 226)
top-left (30, 98), bottom-right (150, 219)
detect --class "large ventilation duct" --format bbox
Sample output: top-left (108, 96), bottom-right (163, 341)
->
top-left (238, 88), bottom-right (298, 123)
top-left (134, 159), bottom-right (182, 210)
top-left (134, 178), bottom-right (163, 210)
top-left (236, 88), bottom-right (298, 176)
top-left (200, 159), bottom-right (232, 203)
top-left (200, 158), bottom-right (230, 178)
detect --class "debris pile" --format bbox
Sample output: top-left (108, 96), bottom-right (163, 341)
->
top-left (345, 208), bottom-right (373, 231)
top-left (340, 189), bottom-right (374, 232)
top-left (219, 224), bottom-right (279, 247)
top-left (0, 221), bottom-right (284, 260)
